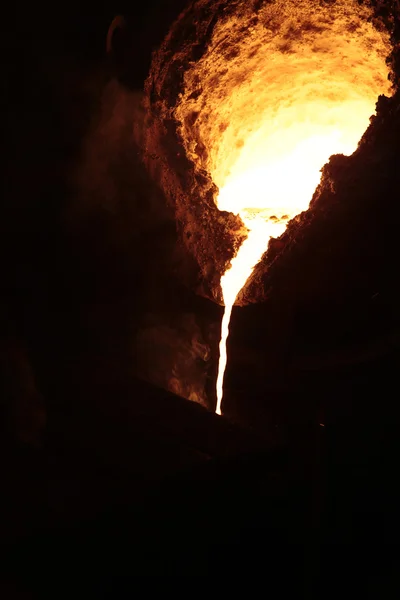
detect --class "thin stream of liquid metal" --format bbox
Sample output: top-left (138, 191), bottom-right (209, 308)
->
top-left (215, 305), bottom-right (233, 415)
top-left (215, 220), bottom-right (278, 415)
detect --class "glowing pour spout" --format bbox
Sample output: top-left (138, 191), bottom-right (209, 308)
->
top-left (214, 126), bottom-right (380, 415)
top-left (170, 0), bottom-right (393, 415)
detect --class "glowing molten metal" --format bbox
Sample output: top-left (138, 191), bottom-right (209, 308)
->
top-left (174, 0), bottom-right (392, 415)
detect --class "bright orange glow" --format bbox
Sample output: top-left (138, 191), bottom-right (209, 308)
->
top-left (174, 0), bottom-right (393, 415)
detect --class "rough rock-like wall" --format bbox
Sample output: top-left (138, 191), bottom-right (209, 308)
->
top-left (144, 1), bottom-right (252, 303)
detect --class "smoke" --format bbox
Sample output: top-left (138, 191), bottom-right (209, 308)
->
top-left (1, 3), bottom-right (223, 427)
top-left (67, 81), bottom-right (161, 232)
top-left (65, 77), bottom-right (217, 408)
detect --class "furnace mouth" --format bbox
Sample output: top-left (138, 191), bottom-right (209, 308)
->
top-left (144, 0), bottom-right (396, 307)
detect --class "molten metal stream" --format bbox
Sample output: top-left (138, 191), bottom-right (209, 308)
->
top-left (215, 217), bottom-right (286, 414)
top-left (174, 0), bottom-right (392, 415)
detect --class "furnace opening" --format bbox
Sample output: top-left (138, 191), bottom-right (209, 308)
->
top-left (173, 0), bottom-right (393, 413)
